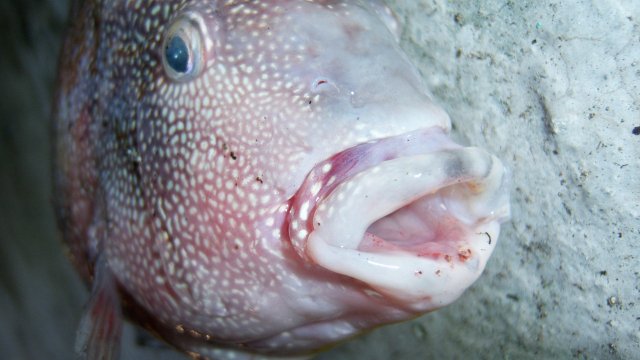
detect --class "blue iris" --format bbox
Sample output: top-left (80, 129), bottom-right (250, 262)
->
top-left (165, 36), bottom-right (189, 73)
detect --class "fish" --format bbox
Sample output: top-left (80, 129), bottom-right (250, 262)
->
top-left (52, 0), bottom-right (510, 359)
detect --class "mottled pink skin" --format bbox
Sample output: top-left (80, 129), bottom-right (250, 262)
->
top-left (53, 1), bottom-right (508, 358)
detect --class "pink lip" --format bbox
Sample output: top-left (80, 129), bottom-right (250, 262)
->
top-left (285, 128), bottom-right (509, 304)
top-left (287, 127), bottom-right (460, 260)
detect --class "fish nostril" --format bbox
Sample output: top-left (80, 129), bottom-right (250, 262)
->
top-left (311, 77), bottom-right (339, 95)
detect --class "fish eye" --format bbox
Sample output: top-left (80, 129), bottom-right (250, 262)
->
top-left (166, 36), bottom-right (189, 73)
top-left (162, 16), bottom-right (205, 81)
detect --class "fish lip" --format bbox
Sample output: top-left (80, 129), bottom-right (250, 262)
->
top-left (288, 127), bottom-right (459, 259)
top-left (287, 127), bottom-right (510, 307)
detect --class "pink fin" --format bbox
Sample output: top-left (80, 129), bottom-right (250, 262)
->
top-left (75, 258), bottom-right (122, 360)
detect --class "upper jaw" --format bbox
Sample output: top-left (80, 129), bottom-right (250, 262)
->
top-left (287, 128), bottom-right (510, 309)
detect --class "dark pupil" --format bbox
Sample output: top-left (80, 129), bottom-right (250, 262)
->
top-left (165, 36), bottom-right (189, 73)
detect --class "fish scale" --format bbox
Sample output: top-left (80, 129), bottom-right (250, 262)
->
top-left (53, 1), bottom-right (510, 359)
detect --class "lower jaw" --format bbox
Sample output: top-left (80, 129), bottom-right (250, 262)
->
top-left (307, 220), bottom-right (501, 310)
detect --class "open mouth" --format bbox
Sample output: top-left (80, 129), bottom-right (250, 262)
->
top-left (288, 128), bottom-right (510, 307)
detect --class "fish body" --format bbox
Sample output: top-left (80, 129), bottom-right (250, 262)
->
top-left (52, 1), bottom-right (510, 358)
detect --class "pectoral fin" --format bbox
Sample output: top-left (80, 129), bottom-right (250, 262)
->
top-left (75, 257), bottom-right (123, 360)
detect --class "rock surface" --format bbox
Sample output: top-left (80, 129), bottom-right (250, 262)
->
top-left (0, 0), bottom-right (637, 359)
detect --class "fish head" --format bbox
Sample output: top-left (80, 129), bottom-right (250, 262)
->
top-left (150, 0), bottom-right (508, 307)
top-left (143, 0), bottom-right (510, 326)
top-left (55, 0), bottom-right (510, 356)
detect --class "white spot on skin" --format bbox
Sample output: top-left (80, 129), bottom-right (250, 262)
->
top-left (310, 182), bottom-right (322, 196)
top-left (299, 201), bottom-right (310, 221)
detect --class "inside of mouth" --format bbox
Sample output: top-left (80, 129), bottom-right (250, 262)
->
top-left (358, 190), bottom-right (469, 259)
